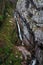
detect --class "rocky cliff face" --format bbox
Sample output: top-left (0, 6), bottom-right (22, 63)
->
top-left (14, 0), bottom-right (43, 65)
top-left (16, 0), bottom-right (43, 44)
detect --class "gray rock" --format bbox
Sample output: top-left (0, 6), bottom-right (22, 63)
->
top-left (14, 0), bottom-right (43, 65)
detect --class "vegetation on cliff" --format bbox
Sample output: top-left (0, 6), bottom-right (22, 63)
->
top-left (0, 0), bottom-right (22, 65)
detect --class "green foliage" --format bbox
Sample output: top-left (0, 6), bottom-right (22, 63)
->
top-left (0, 43), bottom-right (22, 65)
top-left (0, 15), bottom-right (4, 27)
top-left (0, 15), bottom-right (3, 21)
top-left (0, 0), bottom-right (22, 65)
top-left (5, 53), bottom-right (22, 65)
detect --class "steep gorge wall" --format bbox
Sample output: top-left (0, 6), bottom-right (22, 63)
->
top-left (14, 0), bottom-right (43, 65)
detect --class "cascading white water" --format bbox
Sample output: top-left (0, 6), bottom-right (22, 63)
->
top-left (17, 21), bottom-right (22, 41)
top-left (14, 13), bottom-right (22, 41)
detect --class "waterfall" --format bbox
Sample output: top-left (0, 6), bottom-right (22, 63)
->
top-left (17, 20), bottom-right (22, 41)
top-left (14, 13), bottom-right (22, 41)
